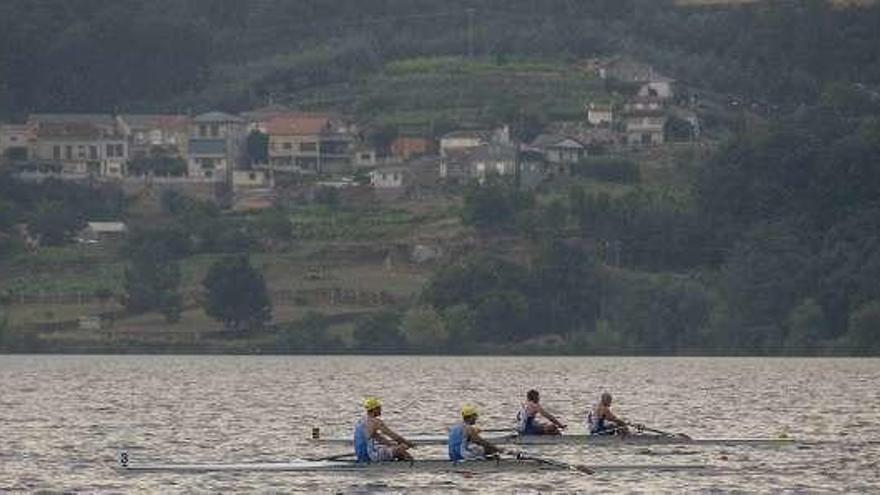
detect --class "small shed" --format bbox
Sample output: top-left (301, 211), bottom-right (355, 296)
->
top-left (79, 222), bottom-right (127, 243)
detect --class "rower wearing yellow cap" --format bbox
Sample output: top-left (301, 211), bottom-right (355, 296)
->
top-left (353, 397), bottom-right (415, 463)
top-left (448, 405), bottom-right (503, 462)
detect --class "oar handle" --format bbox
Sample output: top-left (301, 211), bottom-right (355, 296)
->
top-left (633, 424), bottom-right (690, 439)
top-left (478, 427), bottom-right (517, 433)
top-left (305, 452), bottom-right (355, 462)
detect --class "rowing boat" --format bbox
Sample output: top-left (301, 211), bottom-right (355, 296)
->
top-left (116, 457), bottom-right (709, 474)
top-left (309, 432), bottom-right (801, 447)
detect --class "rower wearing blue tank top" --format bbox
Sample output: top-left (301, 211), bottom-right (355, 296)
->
top-left (448, 405), bottom-right (503, 462)
top-left (353, 397), bottom-right (415, 463)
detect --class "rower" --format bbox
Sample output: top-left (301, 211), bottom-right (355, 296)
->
top-left (586, 392), bottom-right (630, 436)
top-left (516, 389), bottom-right (566, 435)
top-left (353, 397), bottom-right (415, 462)
top-left (448, 405), bottom-right (503, 462)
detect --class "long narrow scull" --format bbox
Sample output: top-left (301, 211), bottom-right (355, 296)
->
top-left (116, 457), bottom-right (709, 474)
top-left (309, 432), bottom-right (802, 447)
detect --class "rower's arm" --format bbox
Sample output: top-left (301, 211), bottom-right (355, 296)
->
top-left (377, 421), bottom-right (415, 448)
top-left (604, 410), bottom-right (628, 426)
top-left (467, 426), bottom-right (501, 455)
top-left (537, 404), bottom-right (566, 428)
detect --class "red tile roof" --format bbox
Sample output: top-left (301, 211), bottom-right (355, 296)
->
top-left (264, 114), bottom-right (334, 135)
top-left (36, 122), bottom-right (105, 139)
top-left (121, 114), bottom-right (190, 131)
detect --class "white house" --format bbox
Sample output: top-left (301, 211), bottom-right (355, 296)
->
top-left (637, 77), bottom-right (675, 100)
top-left (623, 97), bottom-right (668, 146)
top-left (586, 103), bottom-right (614, 126)
top-left (371, 166), bottom-right (407, 188)
top-left (30, 119), bottom-right (128, 177)
top-left (187, 111), bottom-right (246, 180)
top-left (530, 135), bottom-right (587, 164)
top-left (232, 169), bottom-right (270, 188)
top-left (439, 130), bottom-right (491, 157)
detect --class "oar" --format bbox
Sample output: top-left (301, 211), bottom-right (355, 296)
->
top-left (476, 427), bottom-right (517, 434)
top-left (512, 451), bottom-right (593, 475)
top-left (634, 424), bottom-right (691, 440)
top-left (305, 452), bottom-right (355, 462)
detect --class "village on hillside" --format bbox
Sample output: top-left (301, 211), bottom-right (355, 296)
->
top-left (0, 59), bottom-right (702, 221)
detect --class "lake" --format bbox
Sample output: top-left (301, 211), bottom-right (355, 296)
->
top-left (1, 355), bottom-right (878, 493)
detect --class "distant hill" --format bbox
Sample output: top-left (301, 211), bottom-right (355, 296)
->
top-left (1, 0), bottom-right (879, 119)
top-left (675, 0), bottom-right (878, 6)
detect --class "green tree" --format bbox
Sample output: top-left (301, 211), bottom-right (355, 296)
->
top-left (0, 198), bottom-right (23, 260)
top-left (718, 222), bottom-right (815, 353)
top-left (783, 298), bottom-right (827, 355)
top-left (202, 255), bottom-right (272, 331)
top-left (0, 304), bottom-right (7, 350)
top-left (0, 199), bottom-right (18, 230)
top-left (255, 208), bottom-right (293, 242)
top-left (278, 311), bottom-right (342, 352)
top-left (352, 310), bottom-right (403, 352)
top-left (601, 273), bottom-right (711, 354)
top-left (543, 199), bottom-right (569, 233)
top-left (122, 228), bottom-right (185, 323)
top-left (400, 306), bottom-right (449, 350)
top-left (123, 257), bottom-right (183, 323)
top-left (528, 241), bottom-right (601, 335)
top-left (818, 207), bottom-right (880, 337)
top-left (28, 200), bottom-right (83, 246)
top-left (422, 254), bottom-right (529, 310)
top-left (473, 290), bottom-right (528, 342)
top-left (573, 157), bottom-right (640, 184)
top-left (848, 300), bottom-right (880, 355)
top-left (314, 186), bottom-right (340, 210)
top-left (665, 115), bottom-right (696, 142)
top-left (461, 177), bottom-right (533, 230)
top-left (442, 304), bottom-right (476, 351)
top-left (125, 224), bottom-right (193, 260)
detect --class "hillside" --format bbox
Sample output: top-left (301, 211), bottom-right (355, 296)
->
top-left (2, 0), bottom-right (880, 355)
top-left (2, 1), bottom-right (879, 120)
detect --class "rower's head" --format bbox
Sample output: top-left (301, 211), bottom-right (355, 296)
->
top-left (363, 397), bottom-right (382, 417)
top-left (526, 389), bottom-right (540, 403)
top-left (461, 404), bottom-right (479, 425)
top-left (601, 392), bottom-right (613, 406)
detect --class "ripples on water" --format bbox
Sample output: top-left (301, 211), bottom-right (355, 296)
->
top-left (1, 355), bottom-right (878, 493)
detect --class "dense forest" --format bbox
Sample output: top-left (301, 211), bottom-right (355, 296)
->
top-left (2, 0), bottom-right (880, 118)
top-left (1, 0), bottom-right (879, 354)
top-left (433, 87), bottom-right (880, 355)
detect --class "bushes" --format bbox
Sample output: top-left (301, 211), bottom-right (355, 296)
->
top-left (847, 301), bottom-right (880, 355)
top-left (352, 310), bottom-right (403, 352)
top-left (202, 255), bottom-right (272, 332)
top-left (400, 306), bottom-right (448, 349)
top-left (569, 187), bottom-right (711, 271)
top-left (422, 242), bottom-right (601, 344)
top-left (276, 311), bottom-right (344, 353)
top-left (461, 177), bottom-right (534, 230)
top-left (572, 157), bottom-right (640, 184)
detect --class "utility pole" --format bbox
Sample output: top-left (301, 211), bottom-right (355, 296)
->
top-left (514, 108), bottom-right (524, 189)
top-left (466, 8), bottom-right (475, 58)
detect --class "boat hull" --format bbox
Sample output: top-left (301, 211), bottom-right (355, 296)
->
top-left (309, 433), bottom-right (799, 447)
top-left (116, 458), bottom-right (709, 474)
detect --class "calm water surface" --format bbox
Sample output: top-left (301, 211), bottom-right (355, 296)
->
top-left (1, 355), bottom-right (879, 493)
